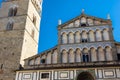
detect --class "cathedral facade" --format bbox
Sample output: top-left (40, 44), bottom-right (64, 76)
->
top-left (15, 11), bottom-right (120, 80)
top-left (0, 0), bottom-right (120, 80)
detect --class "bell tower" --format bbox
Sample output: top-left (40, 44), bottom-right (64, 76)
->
top-left (0, 0), bottom-right (42, 80)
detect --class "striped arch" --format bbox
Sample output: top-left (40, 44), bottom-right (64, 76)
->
top-left (81, 31), bottom-right (88, 43)
top-left (88, 30), bottom-right (95, 42)
top-left (52, 50), bottom-right (58, 64)
top-left (97, 47), bottom-right (105, 61)
top-left (46, 52), bottom-right (51, 64)
top-left (62, 49), bottom-right (68, 63)
top-left (75, 48), bottom-right (82, 62)
top-left (61, 32), bottom-right (67, 44)
top-left (68, 32), bottom-right (74, 43)
top-left (35, 57), bottom-right (40, 65)
top-left (75, 31), bottom-right (81, 43)
top-left (68, 49), bottom-right (74, 63)
top-left (90, 47), bottom-right (97, 62)
top-left (103, 28), bottom-right (110, 40)
top-left (105, 46), bottom-right (113, 61)
top-left (95, 29), bottom-right (102, 41)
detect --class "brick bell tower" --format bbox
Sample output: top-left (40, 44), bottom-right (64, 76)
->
top-left (0, 0), bottom-right (42, 80)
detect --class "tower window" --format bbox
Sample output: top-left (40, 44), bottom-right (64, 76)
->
top-left (33, 15), bottom-right (36, 25)
top-left (6, 22), bottom-right (14, 30)
top-left (8, 7), bottom-right (18, 17)
top-left (117, 54), bottom-right (120, 61)
top-left (13, 7), bottom-right (17, 16)
top-left (31, 29), bottom-right (35, 38)
top-left (8, 8), bottom-right (13, 17)
top-left (1, 64), bottom-right (3, 69)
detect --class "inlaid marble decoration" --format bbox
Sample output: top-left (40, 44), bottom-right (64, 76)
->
top-left (60, 25), bottom-right (109, 34)
top-left (103, 69), bottom-right (115, 78)
top-left (23, 73), bottom-right (32, 79)
top-left (60, 42), bottom-right (112, 51)
top-left (58, 71), bottom-right (69, 79)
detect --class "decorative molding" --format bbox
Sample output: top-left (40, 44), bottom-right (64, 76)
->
top-left (60, 42), bottom-right (112, 51)
top-left (60, 25), bottom-right (109, 34)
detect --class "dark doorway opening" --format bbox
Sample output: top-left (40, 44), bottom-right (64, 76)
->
top-left (81, 23), bottom-right (87, 27)
top-left (77, 72), bottom-right (94, 80)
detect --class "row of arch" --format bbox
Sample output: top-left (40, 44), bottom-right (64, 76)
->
top-left (61, 46), bottom-right (113, 63)
top-left (29, 50), bottom-right (58, 65)
top-left (61, 29), bottom-right (110, 44)
top-left (28, 46), bottom-right (114, 65)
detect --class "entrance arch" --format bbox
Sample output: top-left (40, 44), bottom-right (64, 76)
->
top-left (77, 72), bottom-right (94, 80)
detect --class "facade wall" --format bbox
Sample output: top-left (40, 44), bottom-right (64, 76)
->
top-left (60, 25), bottom-right (111, 44)
top-left (16, 68), bottom-right (120, 80)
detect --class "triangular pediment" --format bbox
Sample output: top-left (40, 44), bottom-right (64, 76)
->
top-left (58, 13), bottom-right (111, 29)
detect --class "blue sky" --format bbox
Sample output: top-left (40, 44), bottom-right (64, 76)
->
top-left (39, 0), bottom-right (120, 53)
top-left (0, 0), bottom-right (120, 53)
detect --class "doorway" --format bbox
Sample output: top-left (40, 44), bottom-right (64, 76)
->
top-left (77, 72), bottom-right (94, 80)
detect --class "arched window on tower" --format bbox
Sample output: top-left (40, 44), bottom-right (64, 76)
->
top-left (8, 8), bottom-right (13, 17)
top-left (13, 7), bottom-right (18, 16)
top-left (31, 29), bottom-right (35, 38)
top-left (1, 64), bottom-right (3, 69)
top-left (6, 21), bottom-right (14, 30)
top-left (8, 6), bottom-right (18, 17)
top-left (33, 15), bottom-right (37, 25)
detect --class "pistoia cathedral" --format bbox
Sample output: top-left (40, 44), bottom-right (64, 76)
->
top-left (0, 0), bottom-right (120, 80)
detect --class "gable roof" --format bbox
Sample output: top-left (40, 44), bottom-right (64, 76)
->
top-left (58, 13), bottom-right (112, 30)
